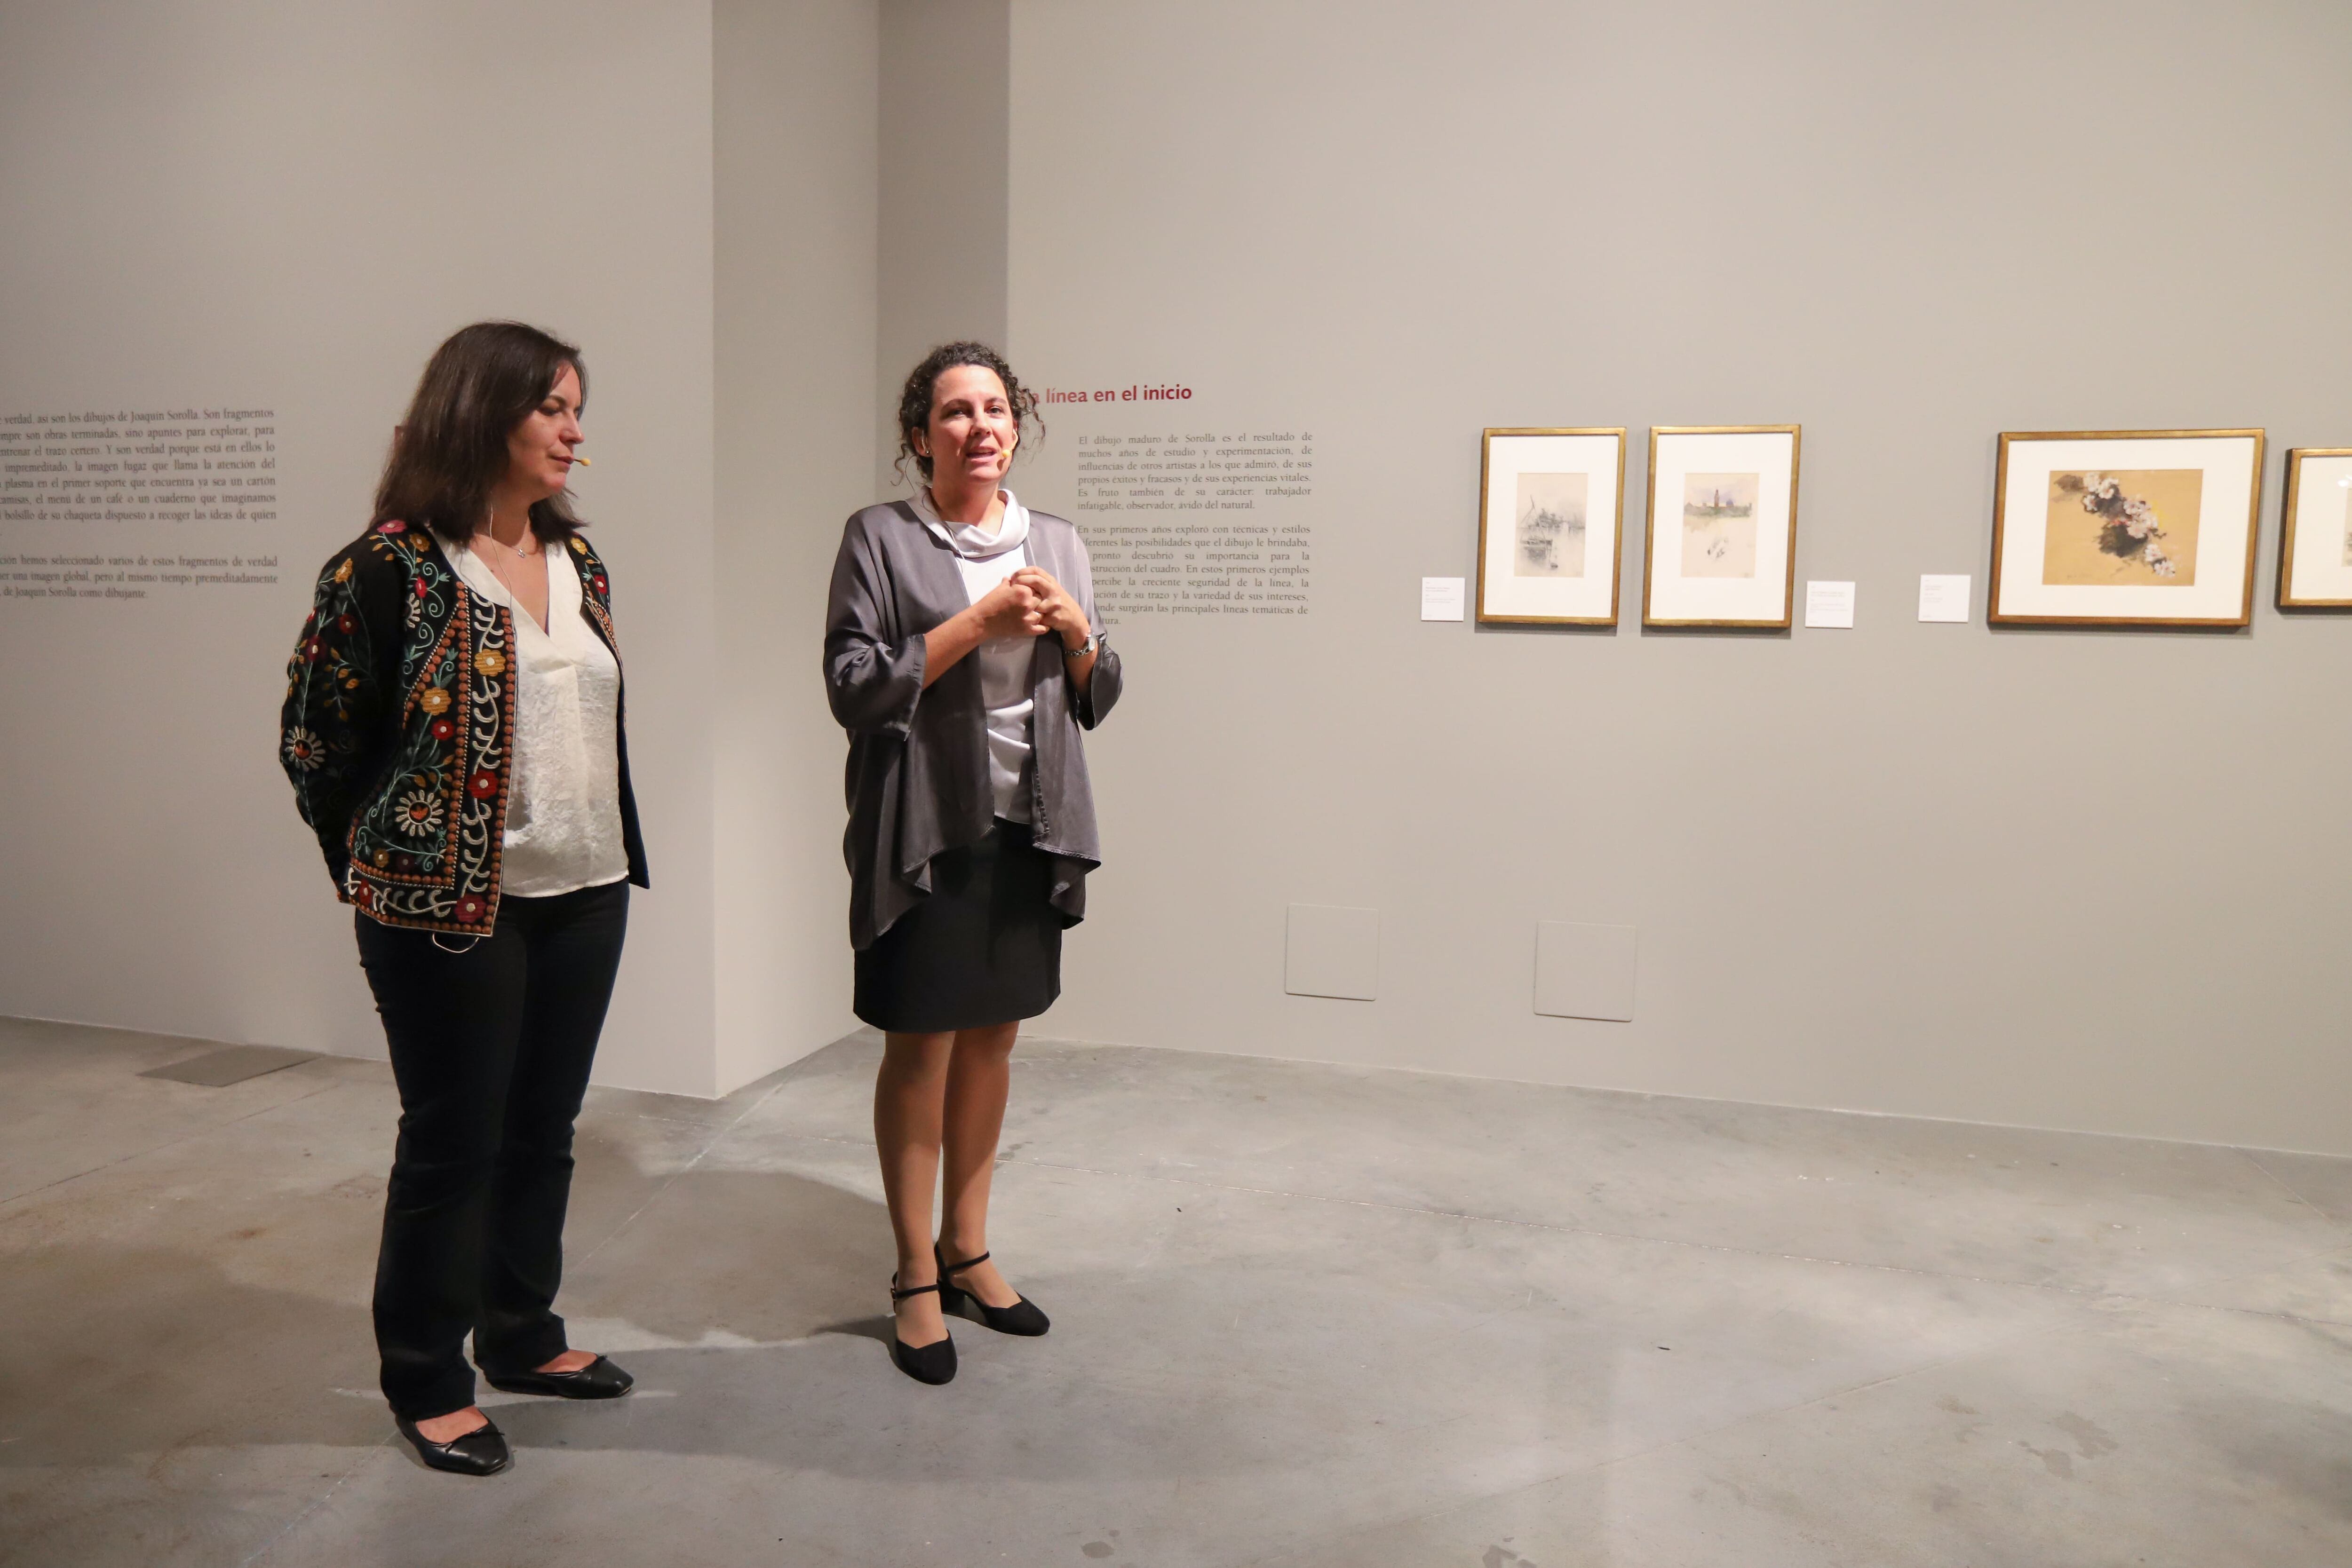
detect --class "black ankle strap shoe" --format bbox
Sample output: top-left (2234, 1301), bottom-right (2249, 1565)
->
top-left (888, 1273), bottom-right (958, 1385)
top-left (936, 1245), bottom-right (1051, 1337)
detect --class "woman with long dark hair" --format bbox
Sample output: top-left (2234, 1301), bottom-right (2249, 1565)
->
top-left (280, 321), bottom-right (648, 1474)
top-left (825, 341), bottom-right (1121, 1385)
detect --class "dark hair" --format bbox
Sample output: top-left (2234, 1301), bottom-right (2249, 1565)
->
top-left (373, 321), bottom-right (588, 545)
top-left (893, 341), bottom-right (1041, 484)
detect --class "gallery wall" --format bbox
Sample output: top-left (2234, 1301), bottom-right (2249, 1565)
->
top-left (0, 0), bottom-right (723, 1091)
top-left (1000, 0), bottom-right (2352, 1152)
top-left (5, 0), bottom-right (2348, 1148)
top-left (713, 0), bottom-right (877, 1090)
top-left (874, 0), bottom-right (1011, 491)
top-left (0, 0), bottom-right (882, 1097)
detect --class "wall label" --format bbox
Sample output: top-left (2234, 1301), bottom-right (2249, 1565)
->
top-left (0, 404), bottom-right (280, 602)
top-left (1068, 426), bottom-right (1315, 620)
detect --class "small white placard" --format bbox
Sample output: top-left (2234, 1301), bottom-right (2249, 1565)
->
top-left (1804, 580), bottom-right (1855, 628)
top-left (1917, 574), bottom-right (1971, 623)
top-left (1421, 577), bottom-right (1466, 621)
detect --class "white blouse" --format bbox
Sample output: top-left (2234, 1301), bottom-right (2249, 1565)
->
top-left (448, 539), bottom-right (630, 897)
top-left (913, 488), bottom-right (1036, 824)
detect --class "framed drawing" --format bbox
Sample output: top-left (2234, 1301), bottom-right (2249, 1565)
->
top-left (1476, 427), bottom-right (1626, 625)
top-left (1989, 429), bottom-right (2263, 627)
top-left (2276, 447), bottom-right (2352, 609)
top-left (1641, 425), bottom-right (1801, 628)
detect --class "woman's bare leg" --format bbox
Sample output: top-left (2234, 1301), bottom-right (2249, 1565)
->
top-left (875, 1030), bottom-right (954, 1345)
top-left (938, 1022), bottom-right (1022, 1307)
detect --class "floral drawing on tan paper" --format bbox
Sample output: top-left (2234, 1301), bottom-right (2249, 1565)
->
top-left (2043, 469), bottom-right (2201, 586)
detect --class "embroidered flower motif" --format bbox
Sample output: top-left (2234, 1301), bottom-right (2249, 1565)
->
top-left (418, 688), bottom-right (451, 715)
top-left (373, 849), bottom-right (391, 868)
top-left (429, 717), bottom-right (454, 740)
top-left (569, 537), bottom-right (588, 555)
top-left (303, 636), bottom-right (326, 663)
top-left (415, 578), bottom-right (429, 599)
top-left (352, 881), bottom-right (376, 909)
top-left (468, 770), bottom-right (499, 799)
top-left (336, 613), bottom-right (356, 634)
top-left (476, 649), bottom-right (507, 676)
top-left (457, 895), bottom-right (486, 922)
top-left (283, 728), bottom-right (324, 771)
top-left (377, 520), bottom-right (405, 534)
top-left (395, 788), bottom-right (444, 838)
top-left (334, 558), bottom-right (353, 583)
top-left (592, 576), bottom-right (607, 595)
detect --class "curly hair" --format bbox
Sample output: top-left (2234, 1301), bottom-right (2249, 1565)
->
top-left (893, 341), bottom-right (1041, 484)
top-left (373, 321), bottom-right (588, 546)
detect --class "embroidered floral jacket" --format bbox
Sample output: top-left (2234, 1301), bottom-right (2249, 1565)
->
top-left (279, 520), bottom-right (649, 935)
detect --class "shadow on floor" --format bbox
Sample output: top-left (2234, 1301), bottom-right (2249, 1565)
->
top-left (0, 1162), bottom-right (907, 1471)
top-left (0, 1170), bottom-right (1332, 1491)
top-left (2187, 1331), bottom-right (2352, 1525)
top-left (814, 1312), bottom-right (895, 1346)
top-left (563, 1167), bottom-right (896, 1341)
top-left (0, 1241), bottom-right (386, 1465)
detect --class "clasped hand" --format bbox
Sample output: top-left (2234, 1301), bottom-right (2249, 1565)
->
top-left (972, 567), bottom-right (1088, 649)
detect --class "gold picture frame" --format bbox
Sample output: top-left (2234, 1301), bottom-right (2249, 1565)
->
top-left (1988, 429), bottom-right (2264, 628)
top-left (1475, 427), bottom-right (1627, 626)
top-left (2276, 447), bottom-right (2352, 610)
top-left (1641, 425), bottom-right (1802, 629)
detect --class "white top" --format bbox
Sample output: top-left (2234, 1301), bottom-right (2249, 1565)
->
top-left (912, 488), bottom-right (1035, 824)
top-left (448, 539), bottom-right (630, 897)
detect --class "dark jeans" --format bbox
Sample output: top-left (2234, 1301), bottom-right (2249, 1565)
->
top-left (354, 881), bottom-right (629, 1420)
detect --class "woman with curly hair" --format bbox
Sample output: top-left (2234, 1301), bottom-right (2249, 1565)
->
top-left (280, 322), bottom-right (648, 1474)
top-left (824, 341), bottom-right (1122, 1385)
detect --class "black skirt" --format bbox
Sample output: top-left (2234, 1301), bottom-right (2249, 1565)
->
top-left (853, 818), bottom-right (1062, 1033)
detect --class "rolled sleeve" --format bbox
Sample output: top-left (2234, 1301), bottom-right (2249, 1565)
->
top-left (1065, 531), bottom-right (1120, 729)
top-left (1076, 639), bottom-right (1120, 729)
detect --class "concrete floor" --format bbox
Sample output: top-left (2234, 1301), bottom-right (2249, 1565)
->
top-left (2, 1017), bottom-right (2350, 1568)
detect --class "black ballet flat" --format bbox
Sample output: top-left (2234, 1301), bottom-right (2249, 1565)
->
top-left (394, 1414), bottom-right (511, 1477)
top-left (889, 1274), bottom-right (957, 1385)
top-left (936, 1245), bottom-right (1051, 1337)
top-left (483, 1354), bottom-right (635, 1400)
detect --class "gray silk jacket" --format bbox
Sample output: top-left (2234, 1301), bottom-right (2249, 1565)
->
top-left (824, 501), bottom-right (1122, 950)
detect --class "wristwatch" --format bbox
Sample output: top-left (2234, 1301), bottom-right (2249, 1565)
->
top-left (1062, 632), bottom-right (1098, 659)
